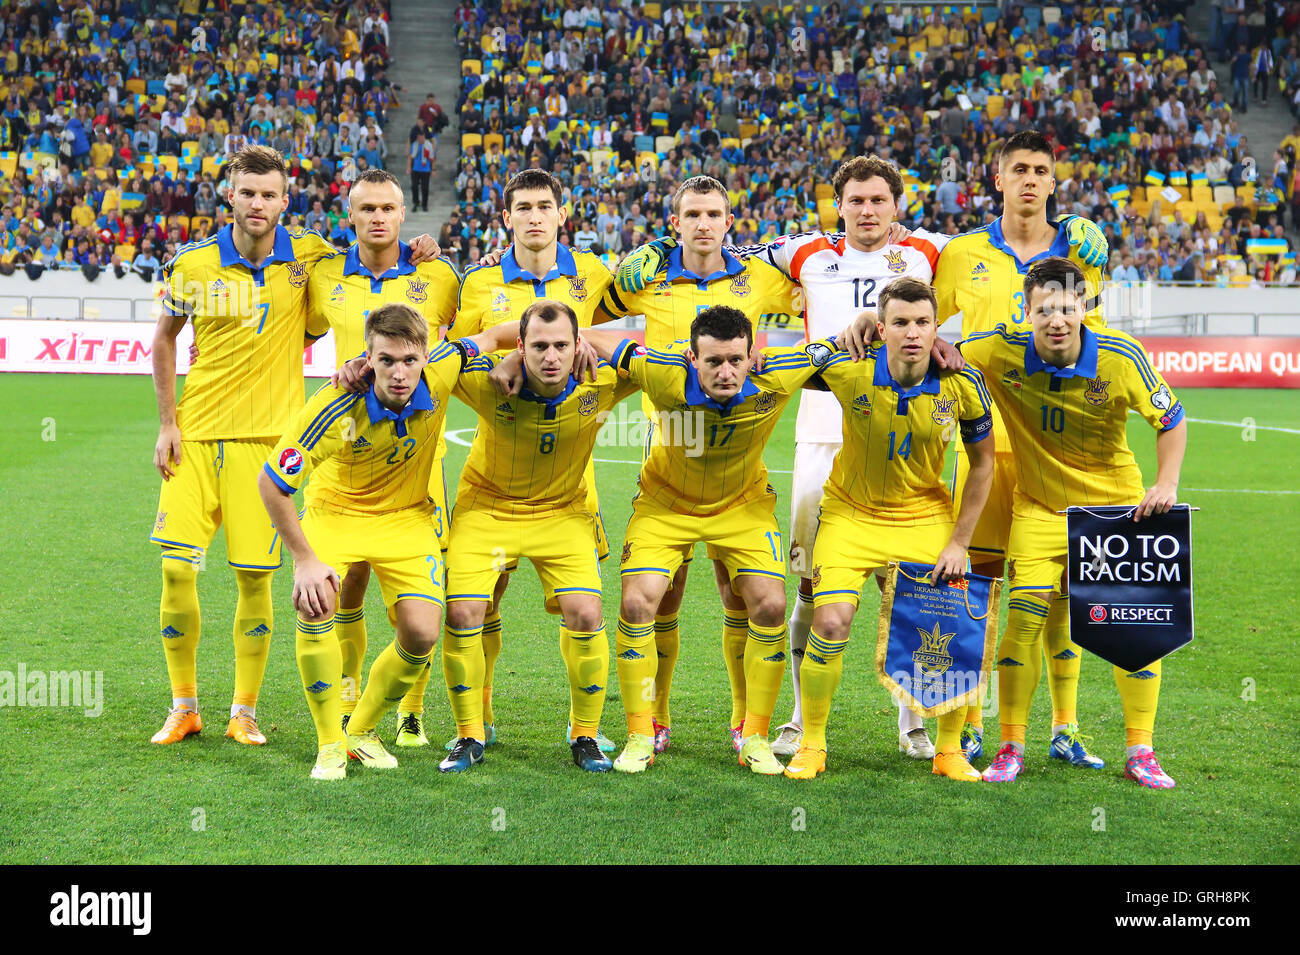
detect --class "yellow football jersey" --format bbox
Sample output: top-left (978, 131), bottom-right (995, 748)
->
top-left (815, 343), bottom-right (993, 521)
top-left (263, 340), bottom-right (486, 516)
top-left (934, 217), bottom-right (1106, 451)
top-left (450, 243), bottom-right (612, 338)
top-left (595, 246), bottom-right (798, 419)
top-left (162, 225), bottom-right (333, 441)
top-left (613, 338), bottom-right (830, 517)
top-left (594, 246), bottom-right (797, 349)
top-left (958, 324), bottom-right (1185, 515)
top-left (307, 242), bottom-right (460, 363)
top-left (453, 358), bottom-right (641, 519)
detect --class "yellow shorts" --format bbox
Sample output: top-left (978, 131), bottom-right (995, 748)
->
top-left (446, 505), bottom-right (602, 614)
top-left (953, 449), bottom-right (1016, 562)
top-left (427, 454), bottom-right (451, 554)
top-left (303, 503), bottom-right (446, 610)
top-left (583, 457), bottom-right (610, 562)
top-left (151, 438), bottom-right (281, 570)
top-left (620, 493), bottom-right (785, 589)
top-left (1006, 497), bottom-right (1069, 598)
top-left (810, 504), bottom-right (953, 609)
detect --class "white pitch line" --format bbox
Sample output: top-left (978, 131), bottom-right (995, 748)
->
top-left (1126, 410), bottom-right (1300, 435)
top-left (1181, 487), bottom-right (1300, 494)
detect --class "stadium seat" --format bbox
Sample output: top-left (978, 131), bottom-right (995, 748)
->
top-left (644, 2), bottom-right (661, 17)
top-left (461, 133), bottom-right (483, 152)
top-left (126, 78), bottom-right (146, 95)
top-left (985, 95), bottom-right (1004, 118)
top-left (634, 134), bottom-right (654, 153)
top-left (1043, 6), bottom-right (1062, 25)
top-left (1024, 5), bottom-right (1042, 29)
top-left (191, 216), bottom-right (214, 236)
top-left (1191, 185), bottom-right (1214, 203)
top-left (654, 135), bottom-right (676, 154)
top-left (1212, 184), bottom-right (1236, 205)
top-left (738, 122), bottom-right (758, 141)
top-left (201, 156), bottom-right (222, 178)
top-left (463, 59), bottom-right (482, 74)
top-left (815, 182), bottom-right (834, 200)
top-left (637, 151), bottom-right (659, 171)
top-left (816, 199), bottom-right (839, 230)
top-left (157, 156), bottom-right (179, 177)
top-left (146, 80), bottom-right (168, 97)
top-left (114, 244), bottom-right (136, 261)
top-left (0, 155), bottom-right (15, 179)
top-left (483, 133), bottom-right (504, 152)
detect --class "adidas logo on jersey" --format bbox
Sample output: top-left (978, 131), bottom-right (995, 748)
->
top-left (351, 436), bottom-right (372, 452)
top-left (824, 262), bottom-right (839, 272)
top-left (851, 393), bottom-right (873, 416)
top-left (971, 262), bottom-right (990, 279)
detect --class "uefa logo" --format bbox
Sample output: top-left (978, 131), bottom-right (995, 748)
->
top-left (1089, 605), bottom-right (1107, 622)
top-left (279, 447), bottom-right (304, 476)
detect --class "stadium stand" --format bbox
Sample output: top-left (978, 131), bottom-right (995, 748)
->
top-left (442, 0), bottom-right (1298, 286)
top-left (0, 1), bottom-right (400, 280)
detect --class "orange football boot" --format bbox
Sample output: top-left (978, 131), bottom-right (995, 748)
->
top-left (225, 712), bottom-right (267, 745)
top-left (150, 707), bottom-right (202, 744)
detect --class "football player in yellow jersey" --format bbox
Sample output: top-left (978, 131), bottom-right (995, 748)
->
top-left (256, 303), bottom-right (512, 780)
top-left (446, 169), bottom-right (618, 752)
top-left (784, 278), bottom-right (995, 782)
top-left (959, 258), bottom-right (1186, 789)
top-left (580, 307), bottom-right (836, 776)
top-left (931, 130), bottom-right (1111, 764)
top-left (149, 145), bottom-right (334, 748)
top-left (591, 175), bottom-right (799, 755)
top-left (306, 169), bottom-right (460, 747)
top-left (439, 300), bottom-right (642, 773)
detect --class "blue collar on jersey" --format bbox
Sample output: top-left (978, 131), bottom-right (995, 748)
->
top-left (873, 347), bottom-right (941, 415)
top-left (1024, 324), bottom-right (1099, 379)
top-left (664, 245), bottom-right (744, 284)
top-left (684, 362), bottom-right (758, 415)
top-left (500, 242), bottom-right (577, 285)
top-left (985, 217), bottom-right (1072, 273)
top-left (216, 224), bottom-right (297, 271)
top-left (365, 376), bottom-right (435, 438)
top-left (519, 372), bottom-right (581, 420)
top-left (343, 241), bottom-right (416, 292)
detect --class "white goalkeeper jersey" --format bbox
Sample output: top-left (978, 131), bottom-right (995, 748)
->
top-left (737, 229), bottom-right (951, 443)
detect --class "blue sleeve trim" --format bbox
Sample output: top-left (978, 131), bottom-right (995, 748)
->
top-left (262, 462), bottom-right (296, 494)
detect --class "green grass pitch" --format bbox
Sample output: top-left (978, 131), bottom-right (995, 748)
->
top-left (0, 374), bottom-right (1296, 864)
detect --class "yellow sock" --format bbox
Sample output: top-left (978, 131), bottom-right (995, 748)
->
top-left (935, 708), bottom-right (965, 753)
top-left (334, 606), bottom-right (366, 715)
top-left (965, 704), bottom-right (984, 731)
top-left (721, 611), bottom-right (749, 728)
top-left (1116, 659), bottom-right (1161, 749)
top-left (799, 629), bottom-right (848, 751)
top-left (998, 591), bottom-right (1050, 748)
top-left (615, 616), bottom-right (656, 737)
top-left (231, 569), bottom-right (273, 709)
top-left (651, 614), bottom-right (678, 725)
top-left (443, 624), bottom-right (486, 741)
top-left (159, 552), bottom-right (201, 701)
top-left (742, 620), bottom-right (787, 738)
top-left (350, 639), bottom-right (431, 734)
top-left (400, 660), bottom-right (432, 715)
top-left (562, 625), bottom-right (608, 739)
top-left (481, 611), bottom-right (502, 725)
top-left (295, 616), bottom-right (343, 746)
top-left (1043, 594), bottom-right (1080, 727)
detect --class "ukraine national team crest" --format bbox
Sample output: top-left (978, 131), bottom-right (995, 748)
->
top-left (876, 561), bottom-right (1001, 717)
top-left (154, 511), bottom-right (167, 532)
top-left (753, 391), bottom-right (777, 415)
top-left (285, 261), bottom-right (308, 288)
top-left (620, 541), bottom-right (632, 565)
top-left (852, 393), bottom-right (873, 416)
top-left (729, 273), bottom-right (751, 297)
top-left (811, 565), bottom-right (822, 588)
top-left (578, 391), bottom-right (598, 416)
top-left (567, 275), bottom-right (588, 301)
top-left (912, 622), bottom-right (955, 676)
top-left (884, 248), bottom-right (906, 274)
top-left (1085, 376), bottom-right (1111, 405)
top-left (930, 394), bottom-right (956, 425)
top-left (278, 447), bottom-right (304, 476)
top-left (405, 276), bottom-right (429, 304)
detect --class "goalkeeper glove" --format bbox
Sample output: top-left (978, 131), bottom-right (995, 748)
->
top-left (616, 234), bottom-right (677, 294)
top-left (1060, 215), bottom-right (1110, 269)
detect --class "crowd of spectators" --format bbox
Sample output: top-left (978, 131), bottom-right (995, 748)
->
top-left (0, 0), bottom-right (402, 280)
top-left (442, 0), bottom-right (1299, 286)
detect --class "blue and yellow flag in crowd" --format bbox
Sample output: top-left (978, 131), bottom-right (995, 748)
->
top-left (1144, 169), bottom-right (1165, 186)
